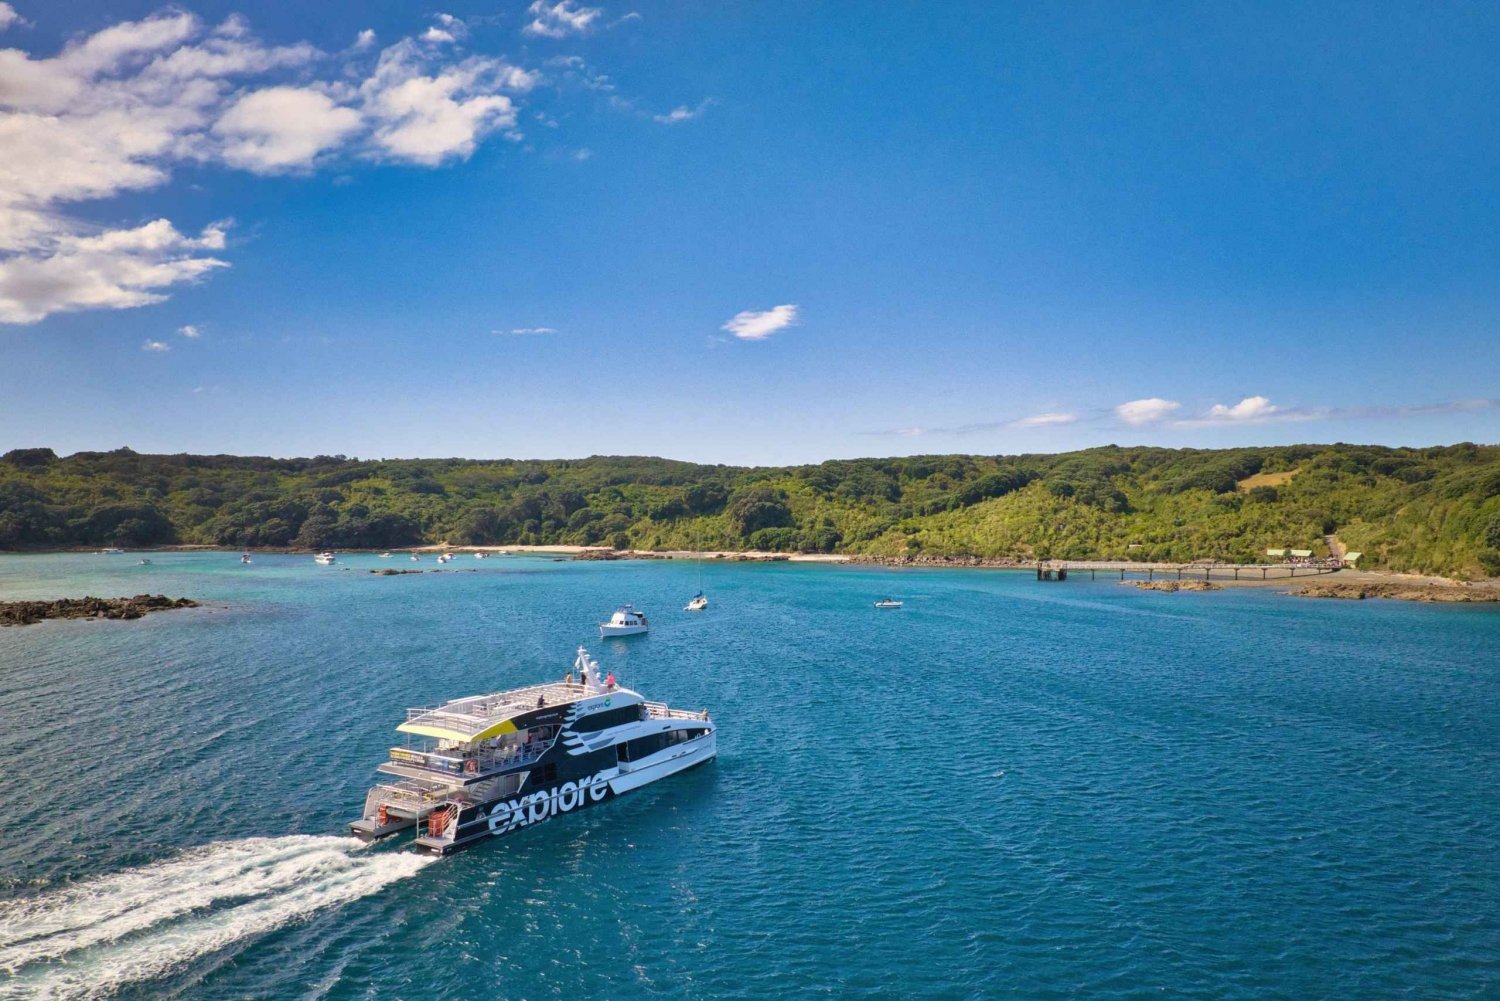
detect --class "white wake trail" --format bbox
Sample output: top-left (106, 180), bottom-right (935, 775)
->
top-left (0, 836), bottom-right (433, 1001)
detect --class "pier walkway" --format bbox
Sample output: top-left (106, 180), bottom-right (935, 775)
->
top-left (1037, 561), bottom-right (1343, 583)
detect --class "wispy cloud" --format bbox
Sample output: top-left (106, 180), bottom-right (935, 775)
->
top-left (497, 326), bottom-right (557, 335)
top-left (861, 411), bottom-right (1079, 437)
top-left (1010, 411), bottom-right (1077, 429)
top-left (142, 339), bottom-right (170, 352)
top-left (0, 3), bottom-right (26, 31)
top-left (866, 396), bottom-right (1500, 438)
top-left (653, 99), bottom-right (712, 124)
top-left (722, 303), bottom-right (798, 341)
top-left (178, 324), bottom-right (200, 338)
top-left (523, 1), bottom-right (603, 38)
top-left (1174, 396), bottom-right (1500, 427)
top-left (1114, 398), bottom-right (1181, 426)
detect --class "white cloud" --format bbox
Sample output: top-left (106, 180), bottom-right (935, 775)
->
top-left (573, 147), bottom-right (592, 160)
top-left (142, 338), bottom-right (170, 352)
top-left (421, 27), bottom-right (456, 45)
top-left (0, 11), bottom-right (540, 323)
top-left (178, 323), bottom-right (199, 337)
top-left (359, 39), bottom-right (531, 165)
top-left (0, 219), bottom-right (227, 324)
top-left (501, 326), bottom-right (557, 335)
top-left (354, 29), bottom-right (376, 50)
top-left (213, 86), bottom-right (362, 173)
top-left (0, 3), bottom-right (24, 31)
top-left (722, 303), bottom-right (798, 341)
top-left (652, 99), bottom-right (711, 125)
top-left (1199, 395), bottom-right (1279, 422)
top-left (1114, 397), bottom-right (1181, 426)
top-left (1010, 412), bottom-right (1077, 429)
top-left (523, 1), bottom-right (604, 38)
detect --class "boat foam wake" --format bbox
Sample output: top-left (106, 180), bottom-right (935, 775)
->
top-left (0, 835), bottom-right (432, 1000)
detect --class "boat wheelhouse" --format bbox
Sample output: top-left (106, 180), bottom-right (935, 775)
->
top-left (350, 647), bottom-right (714, 855)
top-left (599, 605), bottom-right (648, 637)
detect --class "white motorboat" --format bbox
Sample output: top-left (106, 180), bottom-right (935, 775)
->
top-left (685, 592), bottom-right (708, 612)
top-left (240, 552), bottom-right (252, 564)
top-left (599, 605), bottom-right (649, 637)
top-left (474, 552), bottom-right (488, 559)
top-left (379, 552), bottom-right (393, 559)
top-left (314, 552), bottom-right (337, 565)
top-left (138, 559), bottom-right (152, 565)
top-left (437, 553), bottom-right (454, 564)
top-left (410, 554), bottom-right (421, 561)
top-left (873, 598), bottom-right (903, 608)
top-left (99, 547), bottom-right (125, 555)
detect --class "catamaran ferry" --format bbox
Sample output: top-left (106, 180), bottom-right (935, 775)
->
top-left (350, 647), bottom-right (715, 854)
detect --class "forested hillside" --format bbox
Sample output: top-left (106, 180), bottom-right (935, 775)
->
top-left (2, 443), bottom-right (1498, 577)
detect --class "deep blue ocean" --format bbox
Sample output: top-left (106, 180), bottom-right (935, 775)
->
top-left (0, 552), bottom-right (1497, 1000)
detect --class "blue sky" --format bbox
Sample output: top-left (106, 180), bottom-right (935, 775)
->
top-left (1, 1), bottom-right (1497, 465)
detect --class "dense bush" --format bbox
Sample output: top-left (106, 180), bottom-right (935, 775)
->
top-left (1, 444), bottom-right (1497, 575)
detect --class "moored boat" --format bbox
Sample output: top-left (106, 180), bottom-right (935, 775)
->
top-left (599, 605), bottom-right (648, 637)
top-left (873, 598), bottom-right (902, 608)
top-left (349, 647), bottom-right (715, 854)
top-left (314, 552), bottom-right (336, 565)
top-left (685, 592), bottom-right (708, 612)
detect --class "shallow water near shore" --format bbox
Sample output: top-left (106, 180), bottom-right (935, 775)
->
top-left (1, 551), bottom-right (1497, 999)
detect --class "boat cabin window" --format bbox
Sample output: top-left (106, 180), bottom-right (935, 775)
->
top-left (576, 705), bottom-right (640, 731)
top-left (618, 727), bottom-right (707, 762)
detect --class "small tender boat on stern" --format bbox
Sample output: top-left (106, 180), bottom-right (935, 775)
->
top-left (349, 647), bottom-right (715, 854)
top-left (599, 605), bottom-right (648, 637)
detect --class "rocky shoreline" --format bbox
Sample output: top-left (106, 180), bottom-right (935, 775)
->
top-left (0, 594), bottom-right (201, 627)
top-left (1290, 580), bottom-right (1500, 602)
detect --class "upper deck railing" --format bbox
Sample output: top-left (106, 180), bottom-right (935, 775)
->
top-left (644, 701), bottom-right (711, 721)
top-left (404, 680), bottom-right (600, 730)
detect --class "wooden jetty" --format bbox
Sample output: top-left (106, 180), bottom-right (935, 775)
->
top-left (1035, 561), bottom-right (1341, 583)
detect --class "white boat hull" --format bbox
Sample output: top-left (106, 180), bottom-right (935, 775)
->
top-left (599, 624), bottom-right (648, 637)
top-left (608, 732), bottom-right (717, 794)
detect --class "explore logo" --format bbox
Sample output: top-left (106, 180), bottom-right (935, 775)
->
top-left (487, 772), bottom-right (611, 833)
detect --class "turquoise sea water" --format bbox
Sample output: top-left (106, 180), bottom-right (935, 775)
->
top-left (0, 552), bottom-right (1497, 1000)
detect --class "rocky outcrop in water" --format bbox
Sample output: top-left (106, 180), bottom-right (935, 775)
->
top-left (1130, 580), bottom-right (1220, 592)
top-left (0, 594), bottom-right (200, 627)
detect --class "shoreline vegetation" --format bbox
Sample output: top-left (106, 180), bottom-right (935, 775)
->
top-left (15, 542), bottom-right (1500, 603)
top-left (2, 444), bottom-right (1498, 598)
top-left (0, 594), bottom-right (200, 627)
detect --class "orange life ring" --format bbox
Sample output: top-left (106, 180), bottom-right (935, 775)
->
top-left (464, 758), bottom-right (478, 774)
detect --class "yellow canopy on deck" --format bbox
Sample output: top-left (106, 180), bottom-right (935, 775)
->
top-left (397, 718), bottom-right (520, 743)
